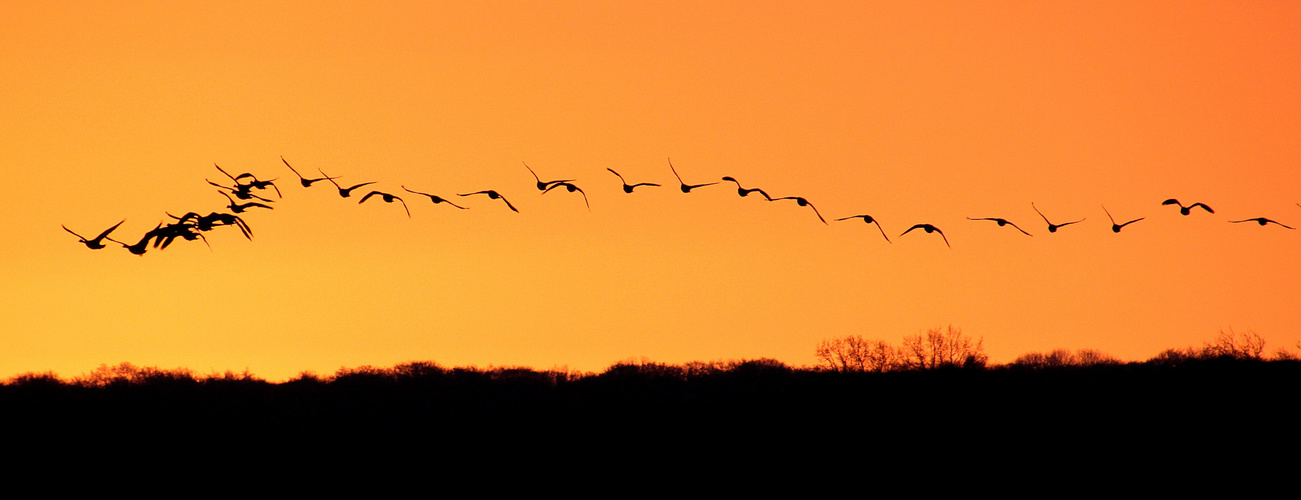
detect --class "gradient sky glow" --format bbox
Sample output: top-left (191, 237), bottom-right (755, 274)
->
top-left (3, 1), bottom-right (1298, 380)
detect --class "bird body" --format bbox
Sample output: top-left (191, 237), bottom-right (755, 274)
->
top-left (1102, 206), bottom-right (1144, 233)
top-left (403, 186), bottom-right (468, 209)
top-left (668, 158), bottom-right (717, 193)
top-left (1230, 218), bottom-right (1294, 229)
top-left (900, 224), bottom-right (950, 247)
top-left (321, 169), bottom-right (375, 198)
top-left (968, 217), bottom-right (1032, 236)
top-left (525, 163), bottom-right (574, 192)
top-left (63, 220), bottom-right (125, 249)
top-left (1162, 199), bottom-right (1213, 215)
top-left (773, 196), bottom-right (827, 224)
top-left (1033, 203), bottom-right (1084, 233)
top-left (208, 179), bottom-right (275, 203)
top-left (720, 176), bottom-right (773, 201)
top-left (836, 215), bottom-right (891, 243)
top-left (221, 192), bottom-right (273, 213)
top-left (108, 223), bottom-right (163, 256)
top-left (359, 191), bottom-right (412, 217)
top-left (216, 163), bottom-right (281, 198)
top-left (459, 190), bottom-right (518, 212)
top-left (282, 156), bottom-right (338, 187)
top-left (608, 168), bottom-right (659, 193)
top-left (542, 181), bottom-right (590, 211)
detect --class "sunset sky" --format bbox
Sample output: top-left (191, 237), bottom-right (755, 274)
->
top-left (3, 1), bottom-right (1298, 380)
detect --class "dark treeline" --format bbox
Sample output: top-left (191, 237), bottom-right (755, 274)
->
top-left (4, 354), bottom-right (1298, 452)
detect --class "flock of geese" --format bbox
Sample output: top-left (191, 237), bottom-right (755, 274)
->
top-left (62, 157), bottom-right (1299, 255)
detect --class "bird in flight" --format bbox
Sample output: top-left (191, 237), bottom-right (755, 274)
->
top-left (403, 186), bottom-right (468, 209)
top-left (459, 190), bottom-right (519, 213)
top-left (836, 215), bottom-right (891, 243)
top-left (107, 223), bottom-right (163, 256)
top-left (1032, 203), bottom-right (1085, 233)
top-left (773, 196), bottom-right (827, 224)
top-left (167, 212), bottom-right (252, 240)
top-left (668, 158), bottom-right (718, 193)
top-left (967, 217), bottom-right (1032, 236)
top-left (900, 224), bottom-right (950, 248)
top-left (207, 179), bottom-right (275, 203)
top-left (322, 169), bottom-right (376, 198)
top-left (524, 163), bottom-right (574, 192)
top-left (216, 163), bottom-right (281, 198)
top-left (720, 176), bottom-right (773, 201)
top-left (543, 181), bottom-right (591, 211)
top-left (608, 168), bottom-right (660, 193)
top-left (359, 191), bottom-right (412, 217)
top-left (152, 221), bottom-right (210, 250)
top-left (1102, 206), bottom-right (1144, 233)
top-left (1162, 199), bottom-right (1214, 215)
top-left (1229, 218), bottom-right (1295, 229)
top-left (282, 156), bottom-right (339, 187)
top-left (221, 192), bottom-right (274, 213)
top-left (63, 220), bottom-right (125, 250)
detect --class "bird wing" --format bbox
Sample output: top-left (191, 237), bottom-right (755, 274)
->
top-left (1032, 203), bottom-right (1051, 224)
top-left (806, 202), bottom-right (827, 224)
top-left (62, 225), bottom-right (87, 241)
top-left (873, 221), bottom-right (892, 243)
top-left (500, 195), bottom-right (519, 213)
top-left (94, 220), bottom-right (126, 240)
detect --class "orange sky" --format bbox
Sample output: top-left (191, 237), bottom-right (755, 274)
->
top-left (3, 1), bottom-right (1298, 380)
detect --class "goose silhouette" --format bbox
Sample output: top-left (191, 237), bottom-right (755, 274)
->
top-left (608, 168), bottom-right (660, 193)
top-left (836, 215), bottom-right (891, 243)
top-left (459, 190), bottom-right (519, 213)
top-left (63, 220), bottom-right (125, 249)
top-left (359, 191), bottom-right (412, 217)
top-left (322, 170), bottom-right (376, 198)
top-left (281, 156), bottom-right (338, 188)
top-left (1229, 218), bottom-right (1294, 229)
top-left (1032, 203), bottom-right (1084, 233)
top-left (152, 221), bottom-right (209, 250)
top-left (720, 176), bottom-right (773, 201)
top-left (1102, 206), bottom-right (1143, 233)
top-left (207, 179), bottom-right (274, 203)
top-left (967, 217), bottom-right (1032, 236)
top-left (900, 224), bottom-right (950, 247)
top-left (167, 212), bottom-right (252, 239)
top-left (668, 158), bottom-right (718, 193)
top-left (524, 163), bottom-right (574, 192)
top-left (108, 223), bottom-right (163, 256)
top-left (402, 186), bottom-right (468, 209)
top-left (542, 181), bottom-right (591, 211)
top-left (214, 164), bottom-right (280, 198)
top-left (773, 196), bottom-right (827, 224)
top-left (1162, 199), bottom-right (1213, 215)
top-left (221, 192), bottom-right (273, 213)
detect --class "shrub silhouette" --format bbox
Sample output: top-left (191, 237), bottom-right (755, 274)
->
top-left (1012, 349), bottom-right (1119, 369)
top-left (1200, 329), bottom-right (1266, 360)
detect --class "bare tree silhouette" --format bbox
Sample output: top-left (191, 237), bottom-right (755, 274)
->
top-left (815, 335), bottom-right (898, 373)
top-left (898, 325), bottom-right (986, 370)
